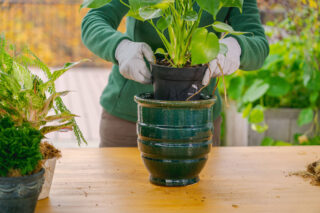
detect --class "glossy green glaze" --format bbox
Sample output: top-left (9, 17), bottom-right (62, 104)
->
top-left (135, 93), bottom-right (216, 186)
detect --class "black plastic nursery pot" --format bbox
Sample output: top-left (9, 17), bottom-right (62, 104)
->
top-left (135, 93), bottom-right (215, 187)
top-left (151, 63), bottom-right (207, 101)
top-left (0, 169), bottom-right (45, 213)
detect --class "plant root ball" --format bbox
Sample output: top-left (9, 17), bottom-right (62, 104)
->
top-left (40, 141), bottom-right (62, 160)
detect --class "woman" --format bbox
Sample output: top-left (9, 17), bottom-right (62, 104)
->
top-left (81, 0), bottom-right (269, 147)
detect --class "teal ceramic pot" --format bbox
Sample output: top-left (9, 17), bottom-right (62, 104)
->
top-left (135, 93), bottom-right (215, 186)
top-left (0, 169), bottom-right (44, 213)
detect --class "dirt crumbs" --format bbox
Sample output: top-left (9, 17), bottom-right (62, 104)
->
top-left (40, 141), bottom-right (62, 160)
top-left (289, 160), bottom-right (320, 186)
top-left (232, 204), bottom-right (239, 208)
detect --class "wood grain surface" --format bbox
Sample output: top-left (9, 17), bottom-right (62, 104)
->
top-left (36, 147), bottom-right (320, 213)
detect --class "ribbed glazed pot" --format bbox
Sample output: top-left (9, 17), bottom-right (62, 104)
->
top-left (0, 168), bottom-right (45, 213)
top-left (135, 93), bottom-right (215, 186)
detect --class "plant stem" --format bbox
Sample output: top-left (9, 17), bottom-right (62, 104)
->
top-left (185, 64), bottom-right (210, 101)
top-left (220, 32), bottom-right (230, 40)
top-left (119, 0), bottom-right (130, 8)
top-left (148, 20), bottom-right (171, 54)
top-left (217, 61), bottom-right (229, 107)
top-left (181, 9), bottom-right (203, 65)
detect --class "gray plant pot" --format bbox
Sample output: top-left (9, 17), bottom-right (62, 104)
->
top-left (225, 102), bottom-right (320, 146)
top-left (38, 158), bottom-right (57, 200)
top-left (0, 169), bottom-right (45, 213)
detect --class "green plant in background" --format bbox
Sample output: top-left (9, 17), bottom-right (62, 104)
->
top-left (0, 116), bottom-right (43, 177)
top-left (81, 0), bottom-right (247, 68)
top-left (0, 36), bottom-right (87, 145)
top-left (223, 0), bottom-right (320, 145)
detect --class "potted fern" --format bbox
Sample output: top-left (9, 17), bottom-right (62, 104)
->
top-left (81, 0), bottom-right (246, 186)
top-left (0, 37), bottom-right (86, 199)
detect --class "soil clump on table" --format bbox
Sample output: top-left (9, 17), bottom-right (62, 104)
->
top-left (290, 160), bottom-right (320, 186)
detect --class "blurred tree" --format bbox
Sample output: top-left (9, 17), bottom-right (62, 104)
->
top-left (0, 0), bottom-right (126, 67)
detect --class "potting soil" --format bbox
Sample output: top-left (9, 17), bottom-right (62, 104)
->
top-left (40, 141), bottom-right (62, 159)
top-left (290, 160), bottom-right (320, 186)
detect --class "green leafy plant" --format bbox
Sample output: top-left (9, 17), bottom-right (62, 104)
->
top-left (223, 1), bottom-right (320, 144)
top-left (261, 137), bottom-right (292, 146)
top-left (260, 134), bottom-right (320, 146)
top-left (0, 36), bottom-right (87, 145)
top-left (0, 116), bottom-right (43, 177)
top-left (81, 0), bottom-right (247, 67)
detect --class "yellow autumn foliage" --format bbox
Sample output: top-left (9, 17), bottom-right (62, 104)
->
top-left (0, 1), bottom-right (126, 67)
top-left (301, 0), bottom-right (319, 8)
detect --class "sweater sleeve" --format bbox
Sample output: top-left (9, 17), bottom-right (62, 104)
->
top-left (227, 0), bottom-right (269, 70)
top-left (81, 0), bottom-right (131, 64)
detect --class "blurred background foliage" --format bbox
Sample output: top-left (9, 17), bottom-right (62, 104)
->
top-left (0, 0), bottom-right (126, 67)
top-left (220, 0), bottom-right (320, 146)
top-left (1, 0), bottom-right (277, 68)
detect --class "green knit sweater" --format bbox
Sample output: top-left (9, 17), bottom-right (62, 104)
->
top-left (81, 0), bottom-right (269, 122)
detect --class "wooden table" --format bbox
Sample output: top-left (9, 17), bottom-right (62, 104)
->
top-left (36, 147), bottom-right (320, 213)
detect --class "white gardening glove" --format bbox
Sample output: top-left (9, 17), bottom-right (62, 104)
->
top-left (202, 37), bottom-right (241, 85)
top-left (115, 39), bottom-right (154, 84)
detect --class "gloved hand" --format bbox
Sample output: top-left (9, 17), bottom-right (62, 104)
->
top-left (202, 37), bottom-right (241, 85)
top-left (115, 39), bottom-right (154, 84)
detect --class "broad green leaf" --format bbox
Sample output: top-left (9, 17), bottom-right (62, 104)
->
top-left (80, 0), bottom-right (111, 9)
top-left (127, 10), bottom-right (145, 21)
top-left (139, 7), bottom-right (162, 20)
top-left (243, 80), bottom-right (270, 103)
top-left (155, 48), bottom-right (166, 55)
top-left (297, 108), bottom-right (314, 126)
top-left (219, 43), bottom-right (228, 56)
top-left (242, 103), bottom-right (252, 118)
top-left (248, 105), bottom-right (264, 123)
top-left (127, 0), bottom-right (162, 20)
top-left (157, 15), bottom-right (173, 31)
top-left (228, 76), bottom-right (244, 99)
top-left (309, 91), bottom-right (319, 105)
top-left (221, 0), bottom-right (243, 13)
top-left (129, 0), bottom-right (162, 12)
top-left (154, 0), bottom-right (174, 10)
top-left (212, 21), bottom-right (233, 32)
top-left (183, 11), bottom-right (198, 21)
top-left (261, 137), bottom-right (274, 146)
top-left (267, 76), bottom-right (290, 97)
top-left (196, 0), bottom-right (221, 18)
top-left (190, 28), bottom-right (219, 65)
top-left (212, 21), bottom-right (247, 35)
top-left (306, 71), bottom-right (320, 91)
top-left (251, 123), bottom-right (268, 133)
